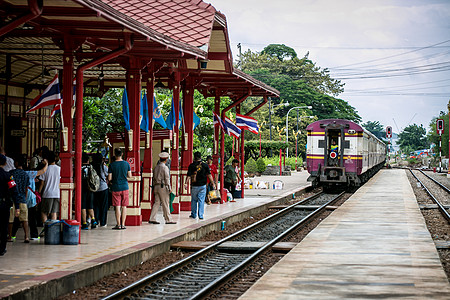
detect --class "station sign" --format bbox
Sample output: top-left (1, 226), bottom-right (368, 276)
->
top-left (436, 119), bottom-right (444, 135)
top-left (11, 129), bottom-right (26, 137)
top-left (386, 126), bottom-right (392, 138)
top-left (43, 131), bottom-right (58, 139)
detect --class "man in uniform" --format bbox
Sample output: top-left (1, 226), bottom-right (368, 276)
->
top-left (149, 152), bottom-right (176, 224)
top-left (0, 154), bottom-right (19, 256)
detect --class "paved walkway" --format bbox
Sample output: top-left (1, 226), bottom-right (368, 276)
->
top-left (240, 169), bottom-right (450, 299)
top-left (0, 172), bottom-right (310, 299)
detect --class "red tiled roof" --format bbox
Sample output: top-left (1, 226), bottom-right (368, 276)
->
top-left (102, 0), bottom-right (219, 48)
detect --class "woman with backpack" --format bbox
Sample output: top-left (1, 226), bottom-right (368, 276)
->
top-left (81, 153), bottom-right (98, 230)
top-left (92, 153), bottom-right (109, 227)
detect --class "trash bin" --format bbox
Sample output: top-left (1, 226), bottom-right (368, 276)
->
top-left (232, 190), bottom-right (242, 199)
top-left (44, 220), bottom-right (61, 245)
top-left (62, 220), bottom-right (80, 245)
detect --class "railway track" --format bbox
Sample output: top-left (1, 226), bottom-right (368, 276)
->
top-left (410, 169), bottom-right (450, 222)
top-left (102, 191), bottom-right (344, 300)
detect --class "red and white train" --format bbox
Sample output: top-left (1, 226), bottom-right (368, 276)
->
top-left (306, 119), bottom-right (386, 188)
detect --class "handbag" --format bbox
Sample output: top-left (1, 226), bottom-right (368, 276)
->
top-left (208, 189), bottom-right (221, 202)
top-left (28, 187), bottom-right (41, 204)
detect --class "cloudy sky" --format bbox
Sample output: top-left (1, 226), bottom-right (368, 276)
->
top-left (209, 0), bottom-right (450, 133)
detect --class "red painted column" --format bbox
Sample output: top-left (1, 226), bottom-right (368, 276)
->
top-left (240, 131), bottom-right (245, 199)
top-left (141, 71), bottom-right (154, 221)
top-left (170, 72), bottom-right (181, 213)
top-left (179, 77), bottom-right (194, 211)
top-left (213, 93), bottom-right (220, 166)
top-left (125, 64), bottom-right (142, 226)
top-left (59, 51), bottom-right (74, 220)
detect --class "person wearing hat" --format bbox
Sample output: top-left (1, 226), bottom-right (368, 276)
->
top-left (149, 152), bottom-right (176, 224)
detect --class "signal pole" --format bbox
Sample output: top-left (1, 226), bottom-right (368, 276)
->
top-left (448, 100), bottom-right (450, 178)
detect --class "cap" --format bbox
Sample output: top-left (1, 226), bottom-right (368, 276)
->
top-left (159, 152), bottom-right (170, 159)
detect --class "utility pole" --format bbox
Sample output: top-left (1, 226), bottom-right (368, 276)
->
top-left (237, 43), bottom-right (242, 69)
top-left (269, 97), bottom-right (272, 157)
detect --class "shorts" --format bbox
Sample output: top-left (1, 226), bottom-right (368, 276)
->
top-left (81, 190), bottom-right (94, 210)
top-left (112, 190), bottom-right (129, 207)
top-left (41, 198), bottom-right (60, 214)
top-left (9, 203), bottom-right (28, 222)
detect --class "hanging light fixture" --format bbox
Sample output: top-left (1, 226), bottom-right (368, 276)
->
top-left (154, 79), bottom-right (166, 88)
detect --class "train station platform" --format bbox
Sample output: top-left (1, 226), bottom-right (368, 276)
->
top-left (0, 172), bottom-right (310, 299)
top-left (240, 169), bottom-right (450, 299)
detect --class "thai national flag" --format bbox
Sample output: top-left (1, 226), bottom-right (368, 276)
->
top-left (50, 102), bottom-right (61, 118)
top-left (26, 74), bottom-right (61, 113)
top-left (213, 112), bottom-right (225, 131)
top-left (236, 114), bottom-right (259, 134)
top-left (224, 116), bottom-right (241, 139)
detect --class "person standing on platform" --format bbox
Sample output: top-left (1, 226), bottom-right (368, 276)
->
top-left (81, 153), bottom-right (97, 230)
top-left (149, 152), bottom-right (176, 225)
top-left (24, 158), bottom-right (48, 239)
top-left (224, 159), bottom-right (239, 194)
top-left (187, 152), bottom-right (215, 220)
top-left (9, 156), bottom-right (47, 242)
top-left (0, 154), bottom-right (20, 256)
top-left (0, 147), bottom-right (15, 172)
top-left (205, 156), bottom-right (218, 204)
top-left (38, 151), bottom-right (60, 224)
top-left (92, 153), bottom-right (109, 227)
top-left (108, 148), bottom-right (131, 230)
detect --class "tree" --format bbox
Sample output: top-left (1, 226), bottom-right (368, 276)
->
top-left (398, 124), bottom-right (429, 153)
top-left (256, 157), bottom-right (266, 173)
top-left (262, 44), bottom-right (297, 61)
top-left (245, 157), bottom-right (257, 174)
top-left (240, 46), bottom-right (361, 124)
top-left (362, 120), bottom-right (386, 140)
top-left (427, 112), bottom-right (449, 157)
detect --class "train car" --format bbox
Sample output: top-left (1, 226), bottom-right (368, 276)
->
top-left (306, 119), bottom-right (386, 188)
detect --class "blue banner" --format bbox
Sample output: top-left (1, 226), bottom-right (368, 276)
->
top-left (122, 88), bottom-right (130, 131)
top-left (140, 93), bottom-right (149, 132)
top-left (153, 95), bottom-right (167, 129)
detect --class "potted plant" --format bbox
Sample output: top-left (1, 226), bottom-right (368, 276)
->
top-left (245, 158), bottom-right (257, 177)
top-left (256, 157), bottom-right (266, 176)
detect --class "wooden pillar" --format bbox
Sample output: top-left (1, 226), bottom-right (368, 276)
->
top-left (240, 131), bottom-right (245, 198)
top-left (59, 51), bottom-right (74, 220)
top-left (141, 70), bottom-right (154, 221)
top-left (170, 72), bottom-right (181, 213)
top-left (179, 77), bottom-right (194, 211)
top-left (125, 63), bottom-right (142, 226)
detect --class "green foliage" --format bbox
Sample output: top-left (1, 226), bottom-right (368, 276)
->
top-left (256, 157), bottom-right (266, 173)
top-left (427, 113), bottom-right (449, 157)
top-left (263, 156), bottom-right (303, 170)
top-left (83, 88), bottom-right (125, 151)
top-left (245, 157), bottom-right (257, 174)
top-left (262, 44), bottom-right (297, 61)
top-left (398, 124), bottom-right (429, 152)
top-left (241, 46), bottom-right (353, 100)
top-left (244, 140), bottom-right (287, 160)
top-left (362, 120), bottom-right (386, 140)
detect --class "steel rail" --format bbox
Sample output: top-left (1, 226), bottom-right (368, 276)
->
top-left (102, 191), bottom-right (328, 300)
top-left (410, 169), bottom-right (450, 223)
top-left (191, 191), bottom-right (345, 299)
top-left (417, 169), bottom-right (450, 193)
